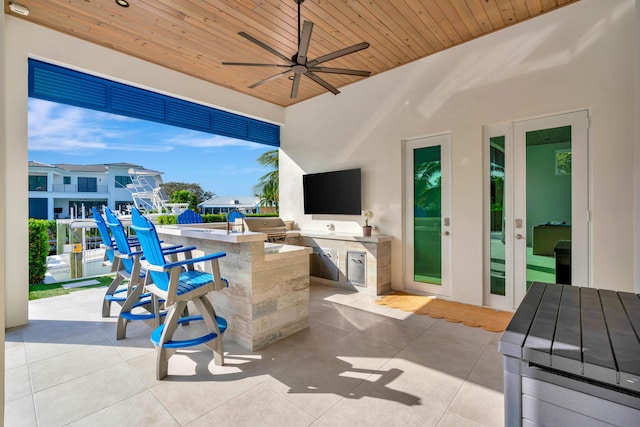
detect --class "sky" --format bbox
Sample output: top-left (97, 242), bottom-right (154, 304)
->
top-left (27, 99), bottom-right (274, 197)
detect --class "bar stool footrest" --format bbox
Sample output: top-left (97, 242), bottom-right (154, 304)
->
top-left (150, 315), bottom-right (227, 348)
top-left (121, 310), bottom-right (167, 321)
top-left (104, 287), bottom-right (128, 303)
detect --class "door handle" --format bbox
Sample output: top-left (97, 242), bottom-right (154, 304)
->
top-left (515, 234), bottom-right (525, 240)
top-left (441, 231), bottom-right (450, 236)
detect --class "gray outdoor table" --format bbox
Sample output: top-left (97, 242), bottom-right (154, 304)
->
top-left (499, 282), bottom-right (640, 426)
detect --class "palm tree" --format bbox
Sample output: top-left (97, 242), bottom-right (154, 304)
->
top-left (253, 149), bottom-right (279, 208)
top-left (414, 159), bottom-right (441, 215)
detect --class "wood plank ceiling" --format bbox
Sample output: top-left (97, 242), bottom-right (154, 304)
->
top-left (5, 0), bottom-right (579, 107)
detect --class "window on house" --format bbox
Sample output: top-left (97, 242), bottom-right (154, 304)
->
top-left (63, 176), bottom-right (71, 184)
top-left (29, 175), bottom-right (47, 191)
top-left (115, 175), bottom-right (132, 188)
top-left (78, 177), bottom-right (97, 192)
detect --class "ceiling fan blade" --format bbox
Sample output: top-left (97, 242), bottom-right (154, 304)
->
top-left (222, 62), bottom-right (291, 68)
top-left (308, 66), bottom-right (371, 77)
top-left (249, 69), bottom-right (292, 89)
top-left (296, 21), bottom-right (314, 64)
top-left (290, 73), bottom-right (302, 99)
top-left (304, 71), bottom-right (340, 95)
top-left (307, 42), bottom-right (370, 67)
top-left (237, 31), bottom-right (295, 65)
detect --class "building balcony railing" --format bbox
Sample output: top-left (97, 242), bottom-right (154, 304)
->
top-left (49, 184), bottom-right (109, 193)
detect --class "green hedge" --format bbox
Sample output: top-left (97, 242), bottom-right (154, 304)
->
top-left (158, 214), bottom-right (226, 224)
top-left (157, 212), bottom-right (279, 224)
top-left (247, 212), bottom-right (280, 218)
top-left (157, 215), bottom-right (177, 225)
top-left (29, 219), bottom-right (50, 285)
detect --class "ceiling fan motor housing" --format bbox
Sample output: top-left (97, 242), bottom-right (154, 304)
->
top-left (292, 64), bottom-right (307, 73)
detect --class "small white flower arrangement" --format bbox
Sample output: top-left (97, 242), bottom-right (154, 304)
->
top-left (362, 210), bottom-right (374, 227)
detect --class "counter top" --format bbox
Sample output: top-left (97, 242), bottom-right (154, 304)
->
top-left (156, 225), bottom-right (312, 261)
top-left (158, 224), bottom-right (391, 244)
top-left (157, 225), bottom-right (267, 243)
top-left (294, 230), bottom-right (392, 243)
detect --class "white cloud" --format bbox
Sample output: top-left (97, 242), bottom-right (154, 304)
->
top-left (92, 111), bottom-right (138, 122)
top-left (107, 143), bottom-right (174, 152)
top-left (28, 99), bottom-right (171, 153)
top-left (166, 132), bottom-right (265, 149)
top-left (28, 99), bottom-right (271, 159)
top-left (29, 138), bottom-right (107, 152)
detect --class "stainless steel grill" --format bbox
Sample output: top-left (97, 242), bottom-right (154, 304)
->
top-left (243, 217), bottom-right (288, 242)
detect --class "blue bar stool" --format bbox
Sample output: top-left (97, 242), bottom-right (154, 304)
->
top-left (131, 208), bottom-right (229, 380)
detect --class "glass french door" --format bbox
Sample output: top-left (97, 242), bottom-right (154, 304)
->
top-left (405, 134), bottom-right (452, 296)
top-left (485, 124), bottom-right (512, 309)
top-left (485, 111), bottom-right (589, 310)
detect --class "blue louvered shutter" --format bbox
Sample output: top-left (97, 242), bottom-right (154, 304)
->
top-left (30, 63), bottom-right (107, 110)
top-left (167, 99), bottom-right (211, 132)
top-left (28, 59), bottom-right (279, 146)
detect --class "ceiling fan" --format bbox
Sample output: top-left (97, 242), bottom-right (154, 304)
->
top-left (222, 0), bottom-right (371, 99)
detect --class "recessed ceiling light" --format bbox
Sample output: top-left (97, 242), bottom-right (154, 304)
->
top-left (115, 0), bottom-right (130, 7)
top-left (9, 2), bottom-right (30, 16)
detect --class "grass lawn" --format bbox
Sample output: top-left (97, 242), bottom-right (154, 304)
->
top-left (29, 275), bottom-right (114, 300)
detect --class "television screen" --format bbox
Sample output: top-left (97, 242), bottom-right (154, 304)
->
top-left (303, 168), bottom-right (361, 215)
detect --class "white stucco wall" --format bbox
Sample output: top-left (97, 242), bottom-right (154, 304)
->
top-left (280, 0), bottom-right (637, 304)
top-left (2, 15), bottom-right (284, 328)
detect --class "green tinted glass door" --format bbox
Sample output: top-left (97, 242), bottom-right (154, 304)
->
top-left (512, 111), bottom-right (589, 305)
top-left (525, 126), bottom-right (572, 288)
top-left (406, 134), bottom-right (451, 296)
top-left (414, 145), bottom-right (442, 284)
top-left (489, 136), bottom-right (506, 296)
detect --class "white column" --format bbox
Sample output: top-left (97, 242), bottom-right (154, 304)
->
top-left (0, 5), bottom-right (7, 422)
top-left (3, 16), bottom-right (29, 328)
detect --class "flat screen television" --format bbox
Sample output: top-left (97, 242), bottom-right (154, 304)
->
top-left (303, 168), bottom-right (361, 215)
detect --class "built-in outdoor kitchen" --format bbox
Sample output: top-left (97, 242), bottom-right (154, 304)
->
top-left (243, 217), bottom-right (391, 295)
top-left (155, 216), bottom-right (391, 351)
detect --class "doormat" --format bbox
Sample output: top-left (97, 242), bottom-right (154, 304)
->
top-left (375, 292), bottom-right (513, 332)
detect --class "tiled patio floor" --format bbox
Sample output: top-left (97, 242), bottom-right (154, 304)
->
top-left (5, 281), bottom-right (504, 426)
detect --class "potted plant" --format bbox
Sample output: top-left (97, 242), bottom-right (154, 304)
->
top-left (362, 210), bottom-right (373, 237)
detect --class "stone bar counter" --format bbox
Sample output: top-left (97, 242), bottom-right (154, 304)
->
top-left (155, 224), bottom-right (312, 351)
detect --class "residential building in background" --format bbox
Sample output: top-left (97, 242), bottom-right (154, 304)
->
top-left (199, 195), bottom-right (261, 215)
top-left (28, 161), bottom-right (164, 219)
